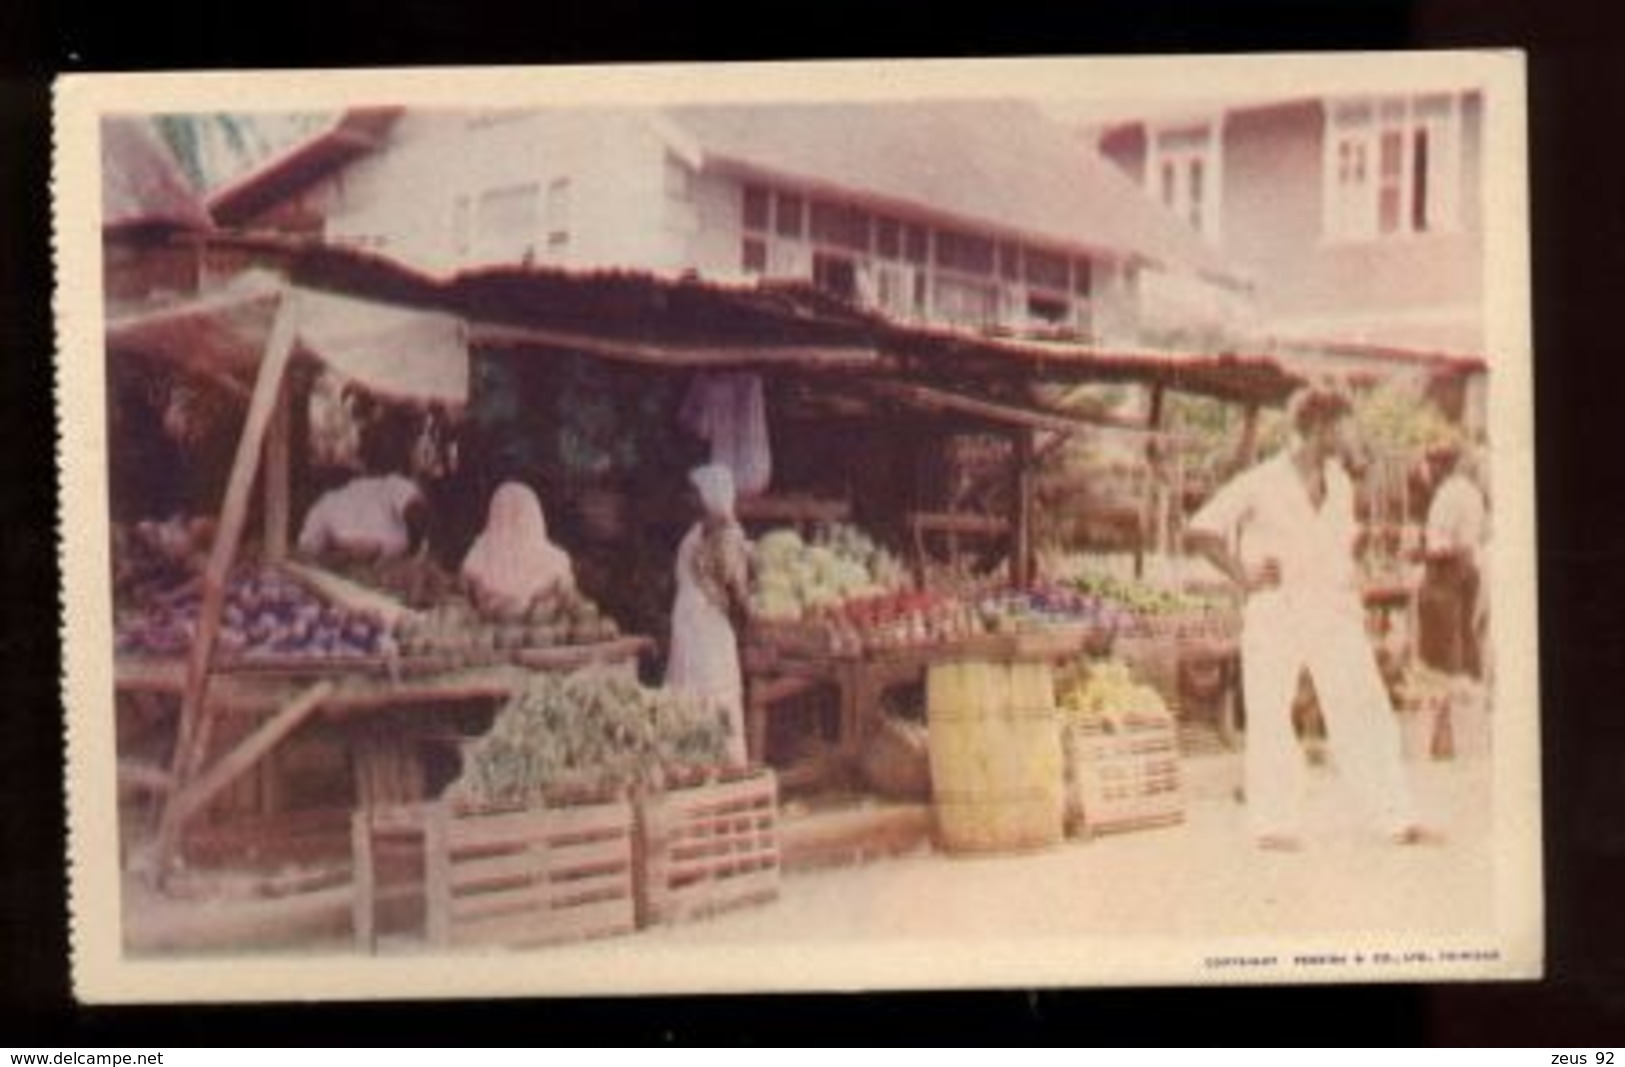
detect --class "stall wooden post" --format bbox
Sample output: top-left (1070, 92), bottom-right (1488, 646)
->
top-left (1011, 429), bottom-right (1036, 589)
top-left (1234, 402), bottom-right (1261, 470)
top-left (1137, 384), bottom-right (1166, 579)
top-left (155, 287), bottom-right (301, 873)
top-left (263, 381), bottom-right (292, 562)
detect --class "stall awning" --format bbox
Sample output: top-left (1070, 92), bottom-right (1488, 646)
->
top-left (297, 290), bottom-right (468, 404)
top-left (105, 273), bottom-right (470, 405)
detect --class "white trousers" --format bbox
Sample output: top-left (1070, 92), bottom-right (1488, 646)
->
top-left (1240, 589), bottom-right (1416, 838)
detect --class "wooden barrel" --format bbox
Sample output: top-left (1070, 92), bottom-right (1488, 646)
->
top-left (927, 660), bottom-right (1064, 854)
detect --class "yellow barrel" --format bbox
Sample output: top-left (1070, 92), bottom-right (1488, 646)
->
top-left (927, 659), bottom-right (1064, 854)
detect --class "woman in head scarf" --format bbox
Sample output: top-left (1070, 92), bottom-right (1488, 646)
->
top-left (666, 464), bottom-right (751, 767)
top-left (461, 482), bottom-right (575, 619)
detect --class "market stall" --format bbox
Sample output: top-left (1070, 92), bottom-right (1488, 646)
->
top-left (105, 276), bottom-right (656, 881)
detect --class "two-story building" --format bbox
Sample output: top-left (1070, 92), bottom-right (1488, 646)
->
top-left (208, 101), bottom-right (1244, 345)
top-left (1096, 90), bottom-right (1485, 360)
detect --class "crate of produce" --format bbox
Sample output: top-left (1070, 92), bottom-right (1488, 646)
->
top-left (352, 795), bottom-right (637, 952)
top-left (634, 768), bottom-right (781, 927)
top-left (1063, 717), bottom-right (1184, 837)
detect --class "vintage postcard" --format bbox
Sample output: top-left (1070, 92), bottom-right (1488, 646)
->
top-left (54, 53), bottom-right (1539, 1001)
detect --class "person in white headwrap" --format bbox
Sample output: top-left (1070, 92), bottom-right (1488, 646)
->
top-left (666, 464), bottom-right (752, 767)
top-left (461, 482), bottom-right (575, 619)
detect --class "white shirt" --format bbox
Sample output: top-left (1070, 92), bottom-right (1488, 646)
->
top-left (1190, 450), bottom-right (1361, 602)
top-left (1426, 472), bottom-right (1487, 564)
top-left (297, 473), bottom-right (422, 559)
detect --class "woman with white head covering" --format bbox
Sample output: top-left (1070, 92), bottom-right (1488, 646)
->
top-left (666, 464), bottom-right (752, 767)
top-left (461, 482), bottom-right (575, 619)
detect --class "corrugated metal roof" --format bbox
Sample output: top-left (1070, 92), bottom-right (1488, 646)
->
top-left (666, 101), bottom-right (1244, 285)
top-left (101, 117), bottom-right (213, 234)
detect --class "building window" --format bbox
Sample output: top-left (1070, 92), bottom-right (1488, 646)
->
top-left (875, 217), bottom-right (901, 260)
top-left (904, 224), bottom-right (930, 265)
top-left (809, 200), bottom-right (870, 252)
top-left (1024, 248), bottom-right (1070, 292)
top-left (1325, 93), bottom-right (1460, 241)
top-left (933, 275), bottom-right (1000, 329)
top-left (998, 242), bottom-right (1022, 281)
top-left (473, 182), bottom-right (539, 262)
top-left (812, 252), bottom-right (859, 300)
top-left (742, 237), bottom-right (767, 275)
top-left (742, 184), bottom-right (770, 231)
top-left (775, 192), bottom-right (804, 238)
top-left (1147, 121), bottom-right (1220, 239)
top-left (934, 230), bottom-right (995, 276)
top-left (1072, 258), bottom-right (1092, 297)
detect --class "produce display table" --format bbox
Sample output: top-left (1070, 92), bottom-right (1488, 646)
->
top-left (115, 637), bottom-right (654, 855)
top-left (743, 628), bottom-right (1104, 769)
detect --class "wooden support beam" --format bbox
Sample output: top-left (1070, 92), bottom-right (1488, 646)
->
top-left (157, 287), bottom-right (302, 872)
top-left (1235, 403), bottom-right (1262, 470)
top-left (164, 680), bottom-right (334, 832)
top-left (1012, 430), bottom-right (1036, 589)
top-left (470, 321), bottom-right (879, 370)
top-left (860, 378), bottom-right (1111, 437)
top-left (263, 380), bottom-right (291, 562)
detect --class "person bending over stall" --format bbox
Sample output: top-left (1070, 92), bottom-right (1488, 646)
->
top-left (666, 464), bottom-right (751, 768)
top-left (461, 481), bottom-right (575, 619)
top-left (1185, 385), bottom-right (1435, 851)
top-left (297, 427), bottom-right (427, 566)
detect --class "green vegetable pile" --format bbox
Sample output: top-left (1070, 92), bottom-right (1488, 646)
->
top-left (448, 668), bottom-right (732, 805)
top-left (751, 524), bottom-right (909, 622)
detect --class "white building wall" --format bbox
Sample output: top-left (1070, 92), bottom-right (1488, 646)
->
top-left (323, 109), bottom-right (691, 276)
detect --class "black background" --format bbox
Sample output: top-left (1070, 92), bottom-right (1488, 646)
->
top-left (4, 0), bottom-right (1624, 1044)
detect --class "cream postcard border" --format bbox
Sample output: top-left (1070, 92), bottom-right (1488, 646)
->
top-left (54, 51), bottom-right (1540, 1002)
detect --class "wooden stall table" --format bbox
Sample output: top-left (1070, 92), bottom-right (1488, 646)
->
top-left (744, 626), bottom-right (1104, 780)
top-left (115, 637), bottom-right (653, 861)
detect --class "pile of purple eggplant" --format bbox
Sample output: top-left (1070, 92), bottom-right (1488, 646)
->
top-left (115, 569), bottom-right (389, 663)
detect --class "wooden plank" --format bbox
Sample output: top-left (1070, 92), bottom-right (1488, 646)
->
top-left (278, 561), bottom-right (418, 628)
top-left (352, 810), bottom-right (376, 951)
top-left (165, 680), bottom-right (334, 830)
top-left (447, 847), bottom-right (546, 893)
top-left (907, 511), bottom-right (1011, 537)
top-left (1012, 429), bottom-right (1035, 589)
top-left (470, 320), bottom-right (879, 371)
top-left (510, 637), bottom-right (654, 671)
top-left (444, 802), bottom-right (630, 849)
top-left (654, 774), bottom-right (777, 816)
top-left (424, 804), bottom-right (452, 946)
top-left (159, 287), bottom-right (301, 871)
top-left (263, 380), bottom-right (290, 562)
top-left (450, 882), bottom-right (549, 924)
top-left (861, 378), bottom-right (1116, 436)
top-left (546, 837), bottom-right (634, 873)
top-left (452, 897), bottom-right (634, 949)
top-left (660, 869), bottom-right (780, 918)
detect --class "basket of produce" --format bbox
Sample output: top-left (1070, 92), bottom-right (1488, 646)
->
top-left (1058, 660), bottom-right (1184, 838)
top-left (634, 766), bottom-right (780, 928)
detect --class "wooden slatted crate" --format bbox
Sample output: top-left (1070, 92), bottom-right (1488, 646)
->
top-left (353, 796), bottom-right (637, 952)
top-left (1063, 718), bottom-right (1184, 838)
top-left (634, 769), bottom-right (781, 927)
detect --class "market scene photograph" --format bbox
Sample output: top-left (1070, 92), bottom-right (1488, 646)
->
top-left (78, 60), bottom-right (1531, 987)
